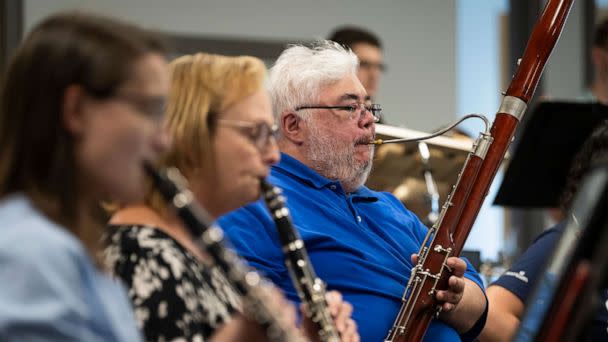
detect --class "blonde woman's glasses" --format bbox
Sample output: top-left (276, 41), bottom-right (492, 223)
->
top-left (217, 119), bottom-right (279, 150)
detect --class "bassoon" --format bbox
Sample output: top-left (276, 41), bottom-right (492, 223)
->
top-left (380, 0), bottom-right (575, 340)
top-left (144, 164), bottom-right (305, 342)
top-left (261, 179), bottom-right (341, 342)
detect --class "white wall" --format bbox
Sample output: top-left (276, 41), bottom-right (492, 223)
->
top-left (457, 0), bottom-right (508, 262)
top-left (543, 0), bottom-right (586, 100)
top-left (24, 0), bottom-right (456, 132)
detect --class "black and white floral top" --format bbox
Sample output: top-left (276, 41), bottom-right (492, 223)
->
top-left (103, 225), bottom-right (241, 341)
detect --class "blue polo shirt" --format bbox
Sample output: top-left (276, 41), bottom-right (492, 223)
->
top-left (493, 222), bottom-right (608, 340)
top-left (218, 153), bottom-right (486, 342)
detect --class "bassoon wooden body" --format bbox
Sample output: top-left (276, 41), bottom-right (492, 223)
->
top-left (384, 1), bottom-right (575, 340)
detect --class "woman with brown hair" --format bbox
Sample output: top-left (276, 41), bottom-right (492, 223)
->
top-left (0, 11), bottom-right (170, 340)
top-left (104, 52), bottom-right (359, 341)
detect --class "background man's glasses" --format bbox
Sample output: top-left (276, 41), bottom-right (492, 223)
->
top-left (359, 60), bottom-right (387, 73)
top-left (218, 119), bottom-right (278, 150)
top-left (295, 103), bottom-right (382, 123)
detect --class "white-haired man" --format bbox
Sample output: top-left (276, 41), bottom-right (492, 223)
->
top-left (219, 41), bottom-right (487, 342)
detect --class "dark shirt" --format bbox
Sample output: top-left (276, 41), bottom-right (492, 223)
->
top-left (493, 222), bottom-right (608, 340)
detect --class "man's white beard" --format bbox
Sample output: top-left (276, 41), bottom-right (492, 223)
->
top-left (306, 123), bottom-right (374, 193)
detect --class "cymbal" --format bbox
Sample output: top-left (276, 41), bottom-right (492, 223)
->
top-left (393, 177), bottom-right (450, 217)
top-left (367, 124), bottom-right (474, 221)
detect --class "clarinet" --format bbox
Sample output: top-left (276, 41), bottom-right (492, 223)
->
top-left (260, 179), bottom-right (341, 342)
top-left (144, 163), bottom-right (304, 342)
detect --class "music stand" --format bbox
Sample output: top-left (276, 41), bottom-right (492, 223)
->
top-left (493, 101), bottom-right (608, 208)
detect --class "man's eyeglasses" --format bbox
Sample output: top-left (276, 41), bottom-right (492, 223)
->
top-left (295, 103), bottom-right (382, 123)
top-left (217, 119), bottom-right (279, 150)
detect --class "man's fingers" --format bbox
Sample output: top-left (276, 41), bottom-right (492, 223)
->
top-left (436, 289), bottom-right (462, 304)
top-left (446, 257), bottom-right (467, 277)
top-left (448, 275), bottom-right (465, 293)
top-left (436, 277), bottom-right (465, 305)
top-left (441, 302), bottom-right (455, 312)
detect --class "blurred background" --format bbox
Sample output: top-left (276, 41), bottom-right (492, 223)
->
top-left (2, 0), bottom-right (605, 284)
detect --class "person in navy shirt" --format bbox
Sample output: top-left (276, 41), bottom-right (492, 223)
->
top-left (480, 120), bottom-right (608, 341)
top-left (219, 40), bottom-right (488, 342)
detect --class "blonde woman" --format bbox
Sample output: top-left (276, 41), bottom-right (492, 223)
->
top-left (104, 53), bottom-right (358, 341)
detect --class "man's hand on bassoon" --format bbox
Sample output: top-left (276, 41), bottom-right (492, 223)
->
top-left (409, 254), bottom-right (467, 312)
top-left (435, 257), bottom-right (466, 312)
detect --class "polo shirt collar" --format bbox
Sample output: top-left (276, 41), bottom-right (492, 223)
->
top-left (273, 153), bottom-right (378, 201)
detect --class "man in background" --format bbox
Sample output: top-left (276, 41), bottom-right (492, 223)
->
top-left (584, 18), bottom-right (608, 103)
top-left (328, 26), bottom-right (385, 101)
